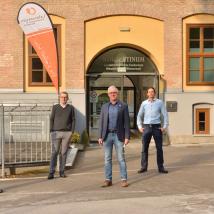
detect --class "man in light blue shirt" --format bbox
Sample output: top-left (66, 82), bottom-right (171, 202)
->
top-left (137, 87), bottom-right (169, 174)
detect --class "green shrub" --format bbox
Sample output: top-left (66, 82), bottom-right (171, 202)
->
top-left (80, 129), bottom-right (89, 146)
top-left (71, 132), bottom-right (80, 144)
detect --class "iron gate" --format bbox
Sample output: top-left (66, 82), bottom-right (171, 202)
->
top-left (0, 104), bottom-right (52, 177)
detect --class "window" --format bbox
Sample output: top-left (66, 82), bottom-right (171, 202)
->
top-left (195, 108), bottom-right (210, 134)
top-left (187, 25), bottom-right (214, 85)
top-left (28, 25), bottom-right (61, 86)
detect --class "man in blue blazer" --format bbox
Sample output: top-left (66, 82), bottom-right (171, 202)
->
top-left (98, 85), bottom-right (130, 187)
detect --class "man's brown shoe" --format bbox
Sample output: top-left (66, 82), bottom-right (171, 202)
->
top-left (121, 180), bottom-right (129, 187)
top-left (101, 180), bottom-right (112, 188)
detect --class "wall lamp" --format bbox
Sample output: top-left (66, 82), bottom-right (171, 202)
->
top-left (119, 27), bottom-right (131, 32)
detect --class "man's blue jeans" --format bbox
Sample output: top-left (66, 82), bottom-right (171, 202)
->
top-left (104, 133), bottom-right (127, 181)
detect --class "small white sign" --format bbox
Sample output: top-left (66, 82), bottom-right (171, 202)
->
top-left (117, 67), bottom-right (126, 72)
top-left (90, 91), bottom-right (98, 103)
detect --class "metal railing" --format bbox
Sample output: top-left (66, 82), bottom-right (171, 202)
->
top-left (0, 104), bottom-right (52, 178)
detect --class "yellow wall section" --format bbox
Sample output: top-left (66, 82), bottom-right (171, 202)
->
top-left (25, 15), bottom-right (65, 92)
top-left (183, 14), bottom-right (214, 91)
top-left (85, 16), bottom-right (164, 74)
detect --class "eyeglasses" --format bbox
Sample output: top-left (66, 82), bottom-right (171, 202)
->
top-left (108, 92), bottom-right (118, 94)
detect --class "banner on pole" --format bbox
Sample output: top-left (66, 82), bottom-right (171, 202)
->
top-left (17, 2), bottom-right (59, 92)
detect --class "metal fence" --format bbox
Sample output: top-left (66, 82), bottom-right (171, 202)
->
top-left (0, 104), bottom-right (52, 177)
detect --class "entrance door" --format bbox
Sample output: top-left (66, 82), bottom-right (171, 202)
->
top-left (86, 46), bottom-right (159, 142)
top-left (88, 75), bottom-right (135, 141)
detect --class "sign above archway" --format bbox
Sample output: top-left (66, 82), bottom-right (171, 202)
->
top-left (88, 47), bottom-right (157, 74)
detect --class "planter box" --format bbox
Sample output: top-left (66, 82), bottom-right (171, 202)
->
top-left (65, 147), bottom-right (78, 167)
top-left (70, 144), bottom-right (85, 151)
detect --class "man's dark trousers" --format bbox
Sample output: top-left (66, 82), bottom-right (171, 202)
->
top-left (141, 125), bottom-right (164, 170)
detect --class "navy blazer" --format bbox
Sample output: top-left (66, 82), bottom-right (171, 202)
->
top-left (98, 100), bottom-right (130, 142)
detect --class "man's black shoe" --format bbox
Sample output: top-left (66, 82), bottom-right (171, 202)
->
top-left (137, 168), bottom-right (147, 174)
top-left (159, 169), bottom-right (168, 174)
top-left (0, 189), bottom-right (3, 193)
top-left (48, 173), bottom-right (54, 180)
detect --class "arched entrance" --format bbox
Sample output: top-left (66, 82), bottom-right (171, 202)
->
top-left (86, 47), bottom-right (159, 142)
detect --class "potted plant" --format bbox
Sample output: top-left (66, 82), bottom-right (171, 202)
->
top-left (70, 132), bottom-right (81, 149)
top-left (70, 130), bottom-right (90, 151)
top-left (66, 132), bottom-right (81, 167)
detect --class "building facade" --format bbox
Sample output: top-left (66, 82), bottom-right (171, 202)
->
top-left (0, 0), bottom-right (214, 143)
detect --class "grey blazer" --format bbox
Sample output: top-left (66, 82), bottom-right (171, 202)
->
top-left (98, 100), bottom-right (130, 142)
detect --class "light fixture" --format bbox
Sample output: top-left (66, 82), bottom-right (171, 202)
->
top-left (119, 27), bottom-right (131, 32)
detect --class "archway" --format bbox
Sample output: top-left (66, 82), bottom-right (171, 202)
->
top-left (86, 46), bottom-right (159, 142)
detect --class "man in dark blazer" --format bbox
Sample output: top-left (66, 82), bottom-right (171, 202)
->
top-left (98, 85), bottom-right (130, 188)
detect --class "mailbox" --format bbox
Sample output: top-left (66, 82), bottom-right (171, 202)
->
top-left (166, 101), bottom-right (177, 112)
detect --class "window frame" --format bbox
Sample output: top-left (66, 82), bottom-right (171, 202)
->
top-left (186, 24), bottom-right (214, 85)
top-left (195, 108), bottom-right (210, 134)
top-left (28, 24), bottom-right (61, 87)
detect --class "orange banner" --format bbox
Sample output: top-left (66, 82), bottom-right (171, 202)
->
top-left (27, 29), bottom-right (58, 90)
top-left (17, 3), bottom-right (59, 92)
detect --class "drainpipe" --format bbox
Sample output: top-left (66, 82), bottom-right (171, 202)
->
top-left (1, 105), bottom-right (5, 178)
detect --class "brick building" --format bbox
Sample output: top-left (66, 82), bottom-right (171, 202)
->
top-left (0, 0), bottom-right (214, 143)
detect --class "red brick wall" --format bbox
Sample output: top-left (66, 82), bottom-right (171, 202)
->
top-left (0, 0), bottom-right (214, 90)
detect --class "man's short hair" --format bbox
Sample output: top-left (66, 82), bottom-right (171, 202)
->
top-left (146, 87), bottom-right (156, 94)
top-left (60, 91), bottom-right (69, 98)
top-left (108, 85), bottom-right (119, 93)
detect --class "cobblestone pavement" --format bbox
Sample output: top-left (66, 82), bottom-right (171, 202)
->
top-left (0, 142), bottom-right (214, 214)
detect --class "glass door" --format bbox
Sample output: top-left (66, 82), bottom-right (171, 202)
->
top-left (88, 75), bottom-right (135, 142)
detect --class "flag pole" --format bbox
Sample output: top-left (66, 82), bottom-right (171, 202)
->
top-left (56, 41), bottom-right (60, 104)
top-left (48, 14), bottom-right (60, 103)
top-left (54, 25), bottom-right (60, 103)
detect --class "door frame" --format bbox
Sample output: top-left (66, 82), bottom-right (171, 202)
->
top-left (86, 73), bottom-right (159, 142)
